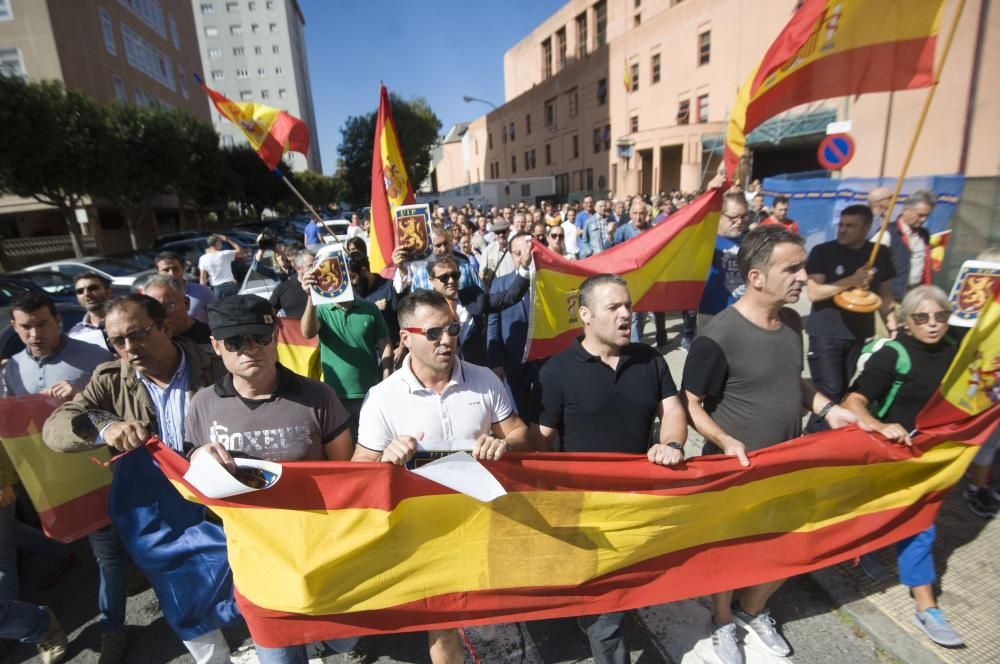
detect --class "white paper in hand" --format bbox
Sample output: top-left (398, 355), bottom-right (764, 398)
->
top-left (183, 454), bottom-right (282, 499)
top-left (410, 452), bottom-right (507, 502)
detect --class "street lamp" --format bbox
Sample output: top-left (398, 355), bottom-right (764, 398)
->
top-left (463, 95), bottom-right (509, 200)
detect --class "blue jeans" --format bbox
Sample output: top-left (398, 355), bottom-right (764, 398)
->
top-left (0, 599), bottom-right (49, 643)
top-left (255, 637), bottom-right (359, 664)
top-left (630, 312), bottom-right (667, 344)
top-left (578, 612), bottom-right (628, 664)
top-left (897, 525), bottom-right (936, 588)
top-left (212, 282), bottom-right (238, 298)
top-left (0, 501), bottom-right (71, 601)
top-left (87, 525), bottom-right (129, 632)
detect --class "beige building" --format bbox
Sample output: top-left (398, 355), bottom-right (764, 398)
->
top-left (436, 0), bottom-right (998, 202)
top-left (0, 0), bottom-right (209, 267)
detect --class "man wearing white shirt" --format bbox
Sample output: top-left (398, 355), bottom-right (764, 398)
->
top-left (198, 235), bottom-right (244, 298)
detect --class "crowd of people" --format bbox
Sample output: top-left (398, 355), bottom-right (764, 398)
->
top-left (0, 181), bottom-right (996, 664)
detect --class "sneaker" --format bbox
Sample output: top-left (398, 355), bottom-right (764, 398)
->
top-left (36, 609), bottom-right (67, 664)
top-left (99, 630), bottom-right (128, 664)
top-left (732, 606), bottom-right (791, 657)
top-left (990, 484), bottom-right (1000, 503)
top-left (710, 620), bottom-right (742, 664)
top-left (680, 337), bottom-right (693, 353)
top-left (858, 553), bottom-right (891, 583)
top-left (913, 608), bottom-right (964, 647)
top-left (964, 486), bottom-right (998, 518)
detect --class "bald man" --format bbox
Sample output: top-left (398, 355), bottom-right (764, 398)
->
top-left (867, 187), bottom-right (893, 226)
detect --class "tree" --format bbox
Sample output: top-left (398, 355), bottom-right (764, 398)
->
top-left (222, 147), bottom-right (295, 220)
top-left (0, 76), bottom-right (107, 257)
top-left (337, 93), bottom-right (442, 206)
top-left (291, 170), bottom-right (348, 212)
top-left (168, 111), bottom-right (223, 228)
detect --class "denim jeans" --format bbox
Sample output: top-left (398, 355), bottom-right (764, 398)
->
top-left (255, 637), bottom-right (359, 664)
top-left (87, 525), bottom-right (129, 632)
top-left (630, 312), bottom-right (667, 345)
top-left (578, 612), bottom-right (628, 664)
top-left (212, 282), bottom-right (239, 298)
top-left (0, 599), bottom-right (49, 643)
top-left (0, 501), bottom-right (71, 601)
top-left (897, 525), bottom-right (936, 588)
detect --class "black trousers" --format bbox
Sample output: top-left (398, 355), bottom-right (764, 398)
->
top-left (578, 612), bottom-right (628, 664)
top-left (806, 335), bottom-right (863, 432)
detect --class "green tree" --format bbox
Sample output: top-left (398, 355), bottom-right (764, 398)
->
top-left (168, 111), bottom-right (223, 228)
top-left (0, 76), bottom-right (106, 257)
top-left (337, 93), bottom-right (441, 206)
top-left (223, 147), bottom-right (295, 220)
top-left (291, 170), bottom-right (348, 211)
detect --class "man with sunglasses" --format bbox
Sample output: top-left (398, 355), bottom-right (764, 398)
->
top-left (392, 227), bottom-right (482, 295)
top-left (355, 289), bottom-right (530, 664)
top-left (68, 272), bottom-right (115, 356)
top-left (44, 295), bottom-right (232, 663)
top-left (805, 204), bottom-right (897, 432)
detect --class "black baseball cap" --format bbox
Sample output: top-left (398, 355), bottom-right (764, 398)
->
top-left (208, 295), bottom-right (275, 339)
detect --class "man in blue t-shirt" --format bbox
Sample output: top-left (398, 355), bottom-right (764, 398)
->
top-left (699, 192), bottom-right (748, 317)
top-left (303, 218), bottom-right (321, 246)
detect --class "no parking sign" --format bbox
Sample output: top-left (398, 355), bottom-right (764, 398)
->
top-left (817, 133), bottom-right (855, 170)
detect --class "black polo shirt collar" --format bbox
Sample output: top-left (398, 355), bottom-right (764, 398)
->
top-left (572, 336), bottom-right (639, 378)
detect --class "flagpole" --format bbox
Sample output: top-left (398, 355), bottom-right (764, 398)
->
top-left (276, 170), bottom-right (338, 241)
top-left (835, 0), bottom-right (967, 313)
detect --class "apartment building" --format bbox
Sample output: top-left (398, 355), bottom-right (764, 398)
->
top-left (191, 0), bottom-right (320, 172)
top-left (438, 0), bottom-right (997, 202)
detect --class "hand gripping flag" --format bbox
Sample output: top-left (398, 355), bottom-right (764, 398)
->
top-left (369, 84), bottom-right (416, 275)
top-left (724, 0), bottom-right (945, 178)
top-left (198, 78), bottom-right (310, 169)
top-left (525, 188), bottom-right (721, 361)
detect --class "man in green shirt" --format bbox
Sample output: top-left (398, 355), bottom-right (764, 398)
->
top-left (300, 272), bottom-right (393, 441)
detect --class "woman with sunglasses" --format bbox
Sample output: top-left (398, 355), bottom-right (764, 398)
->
top-left (841, 285), bottom-right (964, 648)
top-left (546, 225), bottom-right (573, 259)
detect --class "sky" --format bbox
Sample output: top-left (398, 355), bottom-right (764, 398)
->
top-left (299, 0), bottom-right (566, 173)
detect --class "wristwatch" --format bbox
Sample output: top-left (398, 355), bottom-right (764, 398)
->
top-left (666, 442), bottom-right (684, 451)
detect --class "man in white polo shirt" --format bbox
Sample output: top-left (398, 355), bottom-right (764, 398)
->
top-left (354, 288), bottom-right (531, 664)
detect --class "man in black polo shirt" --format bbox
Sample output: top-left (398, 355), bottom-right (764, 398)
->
top-left (531, 273), bottom-right (687, 664)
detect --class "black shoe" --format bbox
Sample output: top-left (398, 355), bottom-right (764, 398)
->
top-left (964, 486), bottom-right (998, 518)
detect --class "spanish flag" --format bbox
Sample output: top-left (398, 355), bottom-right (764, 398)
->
top-left (525, 189), bottom-right (721, 361)
top-left (724, 0), bottom-right (944, 178)
top-left (369, 84), bottom-right (416, 275)
top-left (274, 317), bottom-right (322, 381)
top-left (199, 78), bottom-right (310, 169)
top-left (0, 395), bottom-right (111, 542)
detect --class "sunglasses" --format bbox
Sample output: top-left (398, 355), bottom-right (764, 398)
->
top-left (549, 232), bottom-right (564, 239)
top-left (222, 333), bottom-right (274, 352)
top-left (432, 271), bottom-right (461, 283)
top-left (910, 311), bottom-right (949, 325)
top-left (403, 321), bottom-right (461, 341)
top-left (75, 284), bottom-right (103, 295)
top-left (108, 323), bottom-right (156, 349)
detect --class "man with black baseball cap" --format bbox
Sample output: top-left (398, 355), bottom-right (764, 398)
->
top-left (185, 294), bottom-right (358, 664)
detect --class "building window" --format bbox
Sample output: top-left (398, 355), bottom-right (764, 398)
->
top-left (502, 126), bottom-right (507, 144)
top-left (251, 23), bottom-right (259, 34)
top-left (230, 24), bottom-right (242, 35)
top-left (269, 22), bottom-right (277, 32)
top-left (568, 87), bottom-right (578, 116)
top-left (530, 149), bottom-right (536, 169)
top-left (278, 88), bottom-right (287, 98)
top-left (629, 62), bottom-right (639, 92)
top-left (169, 15), bottom-right (179, 49)
top-left (698, 30), bottom-right (711, 65)
top-left (525, 113), bottom-right (532, 135)
top-left (575, 12), bottom-right (587, 58)
top-left (236, 68), bottom-right (249, 78)
top-left (119, 0), bottom-right (166, 38)
top-left (556, 28), bottom-right (567, 70)
top-left (510, 121), bottom-right (515, 141)
top-left (100, 8), bottom-right (117, 55)
top-left (677, 99), bottom-right (690, 124)
top-left (266, 1), bottom-right (274, 8)
top-left (0, 0), bottom-right (12, 21)
top-left (208, 47), bottom-right (222, 58)
top-left (593, 127), bottom-right (601, 154)
top-left (545, 143), bottom-right (552, 165)
top-left (233, 46), bottom-right (244, 55)
top-left (594, 1), bottom-right (607, 47)
top-left (178, 64), bottom-right (188, 98)
top-left (630, 115), bottom-right (639, 133)
top-left (274, 66), bottom-right (284, 76)
top-left (521, 184), bottom-right (531, 197)
top-left (511, 155), bottom-right (517, 174)
top-left (257, 67), bottom-right (267, 77)
top-left (254, 45), bottom-right (263, 54)
top-left (226, 1), bottom-right (237, 11)
top-left (697, 94), bottom-right (709, 123)
top-left (121, 24), bottom-right (175, 90)
top-left (597, 78), bottom-right (607, 105)
top-left (544, 98), bottom-right (555, 127)
top-left (211, 69), bottom-right (225, 80)
top-left (634, 13), bottom-right (641, 27)
top-left (260, 89), bottom-right (270, 99)
top-left (603, 124), bottom-right (611, 150)
top-left (524, 151), bottom-right (530, 171)
top-left (204, 26), bottom-right (219, 37)
top-left (571, 134), bottom-right (579, 159)
top-left (586, 168), bottom-right (594, 191)
top-left (488, 132), bottom-right (493, 149)
top-left (651, 53), bottom-right (661, 84)
top-left (541, 38), bottom-right (552, 79)
top-left (112, 75), bottom-right (127, 101)
top-left (248, 1), bottom-right (256, 9)
top-left (272, 44), bottom-right (279, 54)
top-left (240, 90), bottom-right (252, 100)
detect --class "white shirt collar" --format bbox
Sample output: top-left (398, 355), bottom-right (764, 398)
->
top-left (398, 354), bottom-right (465, 394)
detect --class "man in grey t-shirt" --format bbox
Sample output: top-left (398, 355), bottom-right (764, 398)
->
top-left (681, 226), bottom-right (862, 664)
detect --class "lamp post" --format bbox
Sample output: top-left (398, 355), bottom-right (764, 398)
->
top-left (463, 95), bottom-right (509, 204)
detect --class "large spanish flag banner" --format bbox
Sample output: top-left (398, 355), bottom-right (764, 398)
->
top-left (274, 317), bottom-right (322, 381)
top-left (724, 0), bottom-right (944, 178)
top-left (525, 188), bottom-right (720, 361)
top-left (369, 84), bottom-right (416, 275)
top-left (0, 395), bottom-right (111, 542)
top-left (198, 78), bottom-right (310, 169)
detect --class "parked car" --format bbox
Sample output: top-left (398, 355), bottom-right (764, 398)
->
top-left (0, 278), bottom-right (86, 360)
top-left (152, 231), bottom-right (210, 248)
top-left (7, 270), bottom-right (132, 301)
top-left (157, 237), bottom-right (253, 283)
top-left (22, 257), bottom-right (153, 287)
top-left (107, 249), bottom-right (159, 270)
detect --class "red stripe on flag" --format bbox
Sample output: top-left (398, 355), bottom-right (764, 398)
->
top-left (38, 486), bottom-right (111, 543)
top-left (257, 111), bottom-right (310, 170)
top-left (274, 317), bottom-right (317, 348)
top-left (237, 493), bottom-right (945, 646)
top-left (633, 280), bottom-right (706, 312)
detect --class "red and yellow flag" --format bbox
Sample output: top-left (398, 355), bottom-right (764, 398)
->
top-left (525, 189), bottom-right (721, 361)
top-left (623, 58), bottom-right (632, 92)
top-left (199, 80), bottom-right (310, 169)
top-left (369, 85), bottom-right (416, 275)
top-left (724, 0), bottom-right (944, 178)
top-left (274, 317), bottom-right (322, 381)
top-left (0, 395), bottom-right (111, 542)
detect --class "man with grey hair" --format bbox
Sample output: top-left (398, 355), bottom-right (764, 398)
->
top-left (881, 189), bottom-right (935, 300)
top-left (866, 186), bottom-right (893, 224)
top-left (268, 248), bottom-right (314, 317)
top-left (142, 274), bottom-right (212, 349)
top-left (580, 199), bottom-right (613, 257)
